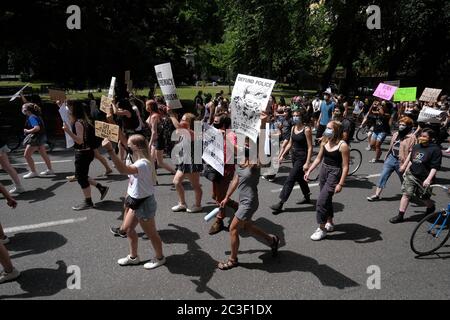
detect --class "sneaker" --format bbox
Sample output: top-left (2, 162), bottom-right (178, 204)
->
top-left (66, 175), bottom-right (77, 182)
top-left (389, 214), bottom-right (404, 224)
top-left (99, 186), bottom-right (109, 201)
top-left (40, 169), bottom-right (55, 176)
top-left (325, 223), bottom-right (335, 232)
top-left (143, 256), bottom-right (166, 270)
top-left (209, 219), bottom-right (225, 235)
top-left (267, 178), bottom-right (276, 182)
top-left (23, 172), bottom-right (38, 179)
top-left (1, 236), bottom-right (10, 245)
top-left (187, 206), bottom-right (203, 213)
top-left (369, 159), bottom-right (378, 163)
top-left (118, 255), bottom-right (141, 266)
top-left (171, 204), bottom-right (187, 212)
top-left (110, 227), bottom-right (127, 238)
top-left (0, 268), bottom-right (20, 284)
top-left (72, 200), bottom-right (95, 211)
top-left (365, 146), bottom-right (372, 151)
top-left (296, 195), bottom-right (311, 205)
top-left (367, 194), bottom-right (381, 202)
top-left (310, 228), bottom-right (327, 241)
top-left (270, 202), bottom-right (284, 212)
top-left (425, 205), bottom-right (436, 215)
top-left (270, 235), bottom-right (280, 257)
top-left (9, 186), bottom-right (25, 194)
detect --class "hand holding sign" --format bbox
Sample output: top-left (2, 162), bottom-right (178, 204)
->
top-left (9, 83), bottom-right (30, 102)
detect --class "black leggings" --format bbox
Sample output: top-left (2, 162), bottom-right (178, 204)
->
top-left (279, 155), bottom-right (310, 203)
top-left (75, 150), bottom-right (94, 189)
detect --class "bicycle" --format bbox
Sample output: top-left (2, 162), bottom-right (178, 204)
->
top-left (410, 184), bottom-right (450, 256)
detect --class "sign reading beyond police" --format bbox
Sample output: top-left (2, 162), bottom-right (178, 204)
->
top-left (154, 63), bottom-right (182, 109)
top-left (95, 121), bottom-right (119, 143)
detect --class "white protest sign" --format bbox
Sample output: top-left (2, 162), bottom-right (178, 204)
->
top-left (419, 88), bottom-right (442, 103)
top-left (58, 102), bottom-right (74, 149)
top-left (230, 74), bottom-right (276, 143)
top-left (154, 63), bottom-right (182, 109)
top-left (417, 107), bottom-right (447, 124)
top-left (108, 77), bottom-right (116, 99)
top-left (9, 83), bottom-right (30, 102)
top-left (264, 123), bottom-right (271, 156)
top-left (202, 124), bottom-right (224, 176)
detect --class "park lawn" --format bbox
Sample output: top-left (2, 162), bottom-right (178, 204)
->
top-left (0, 81), bottom-right (53, 90)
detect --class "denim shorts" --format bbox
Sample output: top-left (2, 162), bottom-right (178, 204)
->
top-left (372, 132), bottom-right (387, 143)
top-left (134, 194), bottom-right (157, 221)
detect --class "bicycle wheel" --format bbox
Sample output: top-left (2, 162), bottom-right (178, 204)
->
top-left (356, 127), bottom-right (368, 142)
top-left (410, 211), bottom-right (450, 256)
top-left (348, 149), bottom-right (362, 176)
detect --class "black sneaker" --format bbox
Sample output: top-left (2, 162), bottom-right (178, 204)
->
top-left (99, 186), bottom-right (109, 201)
top-left (425, 205), bottom-right (436, 215)
top-left (72, 201), bottom-right (95, 211)
top-left (389, 214), bottom-right (404, 224)
top-left (270, 202), bottom-right (284, 212)
top-left (270, 235), bottom-right (280, 257)
top-left (110, 227), bottom-right (127, 238)
top-left (296, 195), bottom-right (311, 205)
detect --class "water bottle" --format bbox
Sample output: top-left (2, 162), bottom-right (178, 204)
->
top-left (204, 208), bottom-right (221, 222)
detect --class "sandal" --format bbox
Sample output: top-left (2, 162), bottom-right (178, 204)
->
top-left (270, 235), bottom-right (280, 257)
top-left (218, 258), bottom-right (239, 270)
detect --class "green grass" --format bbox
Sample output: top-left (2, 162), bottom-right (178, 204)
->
top-left (0, 81), bottom-right (53, 89)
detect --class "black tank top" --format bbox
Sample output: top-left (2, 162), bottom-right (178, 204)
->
top-left (291, 127), bottom-right (307, 158)
top-left (323, 142), bottom-right (343, 168)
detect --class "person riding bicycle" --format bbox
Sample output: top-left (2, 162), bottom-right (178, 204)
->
top-left (390, 128), bottom-right (442, 224)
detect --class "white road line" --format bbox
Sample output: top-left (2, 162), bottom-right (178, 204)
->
top-left (14, 159), bottom-right (73, 166)
top-left (270, 173), bottom-right (381, 193)
top-left (4, 217), bottom-right (87, 233)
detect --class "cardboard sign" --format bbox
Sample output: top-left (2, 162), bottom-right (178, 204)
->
top-left (108, 77), bottom-right (116, 99)
top-left (419, 88), bottom-right (442, 102)
top-left (154, 63), bottom-right (182, 109)
top-left (373, 83), bottom-right (398, 100)
top-left (394, 87), bottom-right (417, 102)
top-left (95, 121), bottom-right (119, 143)
top-left (417, 107), bottom-right (447, 124)
top-left (100, 95), bottom-right (113, 114)
top-left (9, 83), bottom-right (30, 102)
top-left (48, 89), bottom-right (67, 102)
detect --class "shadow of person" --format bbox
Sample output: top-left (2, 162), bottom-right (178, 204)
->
top-left (238, 217), bottom-right (286, 248)
top-left (13, 182), bottom-right (66, 203)
top-left (344, 178), bottom-right (376, 190)
top-left (326, 223), bottom-right (382, 243)
top-left (281, 201), bottom-right (344, 215)
top-left (7, 232), bottom-right (67, 259)
top-left (95, 200), bottom-right (124, 213)
top-left (0, 261), bottom-right (69, 300)
top-left (159, 224), bottom-right (224, 299)
top-left (239, 251), bottom-right (360, 289)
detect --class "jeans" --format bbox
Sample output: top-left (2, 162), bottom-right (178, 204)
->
top-left (279, 155), bottom-right (310, 203)
top-left (377, 153), bottom-right (403, 189)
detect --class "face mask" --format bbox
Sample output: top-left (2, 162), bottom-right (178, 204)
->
top-left (418, 138), bottom-right (429, 146)
top-left (292, 116), bottom-right (301, 124)
top-left (324, 128), bottom-right (334, 138)
top-left (398, 125), bottom-right (407, 132)
top-left (126, 147), bottom-right (134, 156)
top-left (405, 110), bottom-right (412, 115)
top-left (323, 96), bottom-right (328, 100)
top-left (213, 123), bottom-right (222, 129)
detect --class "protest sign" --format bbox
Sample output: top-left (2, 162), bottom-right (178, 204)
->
top-left (384, 80), bottom-right (401, 88)
top-left (230, 74), bottom-right (276, 143)
top-left (108, 77), bottom-right (116, 99)
top-left (100, 95), bottom-right (113, 115)
top-left (393, 87), bottom-right (417, 102)
top-left (417, 107), bottom-right (447, 124)
top-left (48, 89), bottom-right (67, 102)
top-left (95, 121), bottom-right (119, 143)
top-left (58, 102), bottom-right (74, 149)
top-left (419, 88), bottom-right (442, 102)
top-left (9, 83), bottom-right (30, 102)
top-left (154, 63), bottom-right (182, 109)
top-left (202, 124), bottom-right (224, 176)
top-left (373, 83), bottom-right (398, 100)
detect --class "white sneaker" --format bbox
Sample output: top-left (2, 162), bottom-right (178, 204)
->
top-left (171, 204), bottom-right (187, 212)
top-left (310, 228), bottom-right (327, 241)
top-left (325, 223), bottom-right (335, 232)
top-left (187, 206), bottom-right (203, 213)
top-left (144, 257), bottom-right (166, 270)
top-left (365, 146), bottom-right (372, 151)
top-left (9, 186), bottom-right (25, 194)
top-left (23, 172), bottom-right (38, 179)
top-left (1, 236), bottom-right (10, 245)
top-left (40, 169), bottom-right (55, 176)
top-left (117, 255), bottom-right (140, 266)
top-left (0, 268), bottom-right (20, 284)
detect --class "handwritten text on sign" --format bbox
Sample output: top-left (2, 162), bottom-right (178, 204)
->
top-left (419, 88), bottom-right (442, 103)
top-left (100, 96), bottom-right (113, 115)
top-left (373, 83), bottom-right (398, 101)
top-left (95, 121), bottom-right (119, 143)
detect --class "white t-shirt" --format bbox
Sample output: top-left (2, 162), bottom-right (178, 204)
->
top-left (132, 105), bottom-right (145, 131)
top-left (127, 159), bottom-right (155, 199)
top-left (312, 99), bottom-right (322, 113)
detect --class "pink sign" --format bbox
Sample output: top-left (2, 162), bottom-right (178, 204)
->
top-left (373, 83), bottom-right (398, 100)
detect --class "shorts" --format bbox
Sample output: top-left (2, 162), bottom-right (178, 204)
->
top-left (401, 171), bottom-right (432, 200)
top-left (234, 200), bottom-right (259, 221)
top-left (27, 133), bottom-right (48, 147)
top-left (176, 163), bottom-right (203, 174)
top-left (134, 194), bottom-right (157, 221)
top-left (372, 132), bottom-right (387, 143)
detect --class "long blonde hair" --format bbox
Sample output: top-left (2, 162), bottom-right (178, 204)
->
top-left (321, 120), bottom-right (343, 145)
top-left (128, 134), bottom-right (151, 162)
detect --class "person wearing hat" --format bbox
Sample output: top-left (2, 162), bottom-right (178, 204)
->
top-left (316, 89), bottom-right (336, 144)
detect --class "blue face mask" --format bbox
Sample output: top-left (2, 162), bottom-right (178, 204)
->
top-left (292, 116), bottom-right (301, 125)
top-left (324, 128), bottom-right (334, 138)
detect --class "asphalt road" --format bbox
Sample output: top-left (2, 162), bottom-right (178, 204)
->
top-left (1, 137), bottom-right (449, 300)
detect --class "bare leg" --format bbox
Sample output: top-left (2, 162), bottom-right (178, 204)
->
top-left (94, 149), bottom-right (112, 173)
top-left (243, 220), bottom-right (273, 244)
top-left (229, 217), bottom-right (242, 261)
top-left (139, 218), bottom-right (163, 259)
top-left (0, 153), bottom-right (22, 187)
top-left (38, 145), bottom-right (53, 170)
top-left (0, 242), bottom-right (13, 273)
top-left (0, 223), bottom-right (5, 239)
top-left (399, 195), bottom-right (410, 213)
top-left (155, 149), bottom-right (175, 174)
top-left (122, 209), bottom-right (140, 258)
top-left (24, 145), bottom-right (38, 173)
top-left (173, 171), bottom-right (186, 205)
top-left (186, 173), bottom-right (202, 207)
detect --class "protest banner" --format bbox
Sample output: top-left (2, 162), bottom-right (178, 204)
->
top-left (393, 87), bottom-right (417, 102)
top-left (417, 107), bottom-right (447, 124)
top-left (48, 89), bottom-right (67, 102)
top-left (419, 88), bottom-right (442, 102)
top-left (58, 102), bottom-right (74, 149)
top-left (202, 124), bottom-right (224, 176)
top-left (108, 77), bottom-right (116, 99)
top-left (95, 121), bottom-right (119, 143)
top-left (384, 80), bottom-right (401, 88)
top-left (100, 95), bottom-right (113, 115)
top-left (154, 63), bottom-right (182, 109)
top-left (9, 83), bottom-right (30, 102)
top-left (373, 83), bottom-right (398, 100)
top-left (230, 74), bottom-right (276, 143)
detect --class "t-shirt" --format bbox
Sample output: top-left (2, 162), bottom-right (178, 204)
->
top-left (127, 159), bottom-right (155, 199)
top-left (319, 101), bottom-right (335, 126)
top-left (391, 138), bottom-right (401, 158)
top-left (27, 115), bottom-right (42, 129)
top-left (410, 143), bottom-right (442, 181)
top-left (341, 118), bottom-right (353, 143)
top-left (353, 101), bottom-right (364, 114)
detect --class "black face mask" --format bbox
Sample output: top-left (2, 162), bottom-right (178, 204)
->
top-left (213, 123), bottom-right (222, 129)
top-left (126, 147), bottom-right (133, 156)
top-left (244, 147), bottom-right (250, 159)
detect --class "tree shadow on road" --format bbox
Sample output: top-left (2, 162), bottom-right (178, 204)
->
top-left (326, 223), bottom-right (383, 243)
top-left (159, 224), bottom-right (224, 299)
top-left (0, 261), bottom-right (69, 300)
top-left (7, 231), bottom-right (67, 259)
